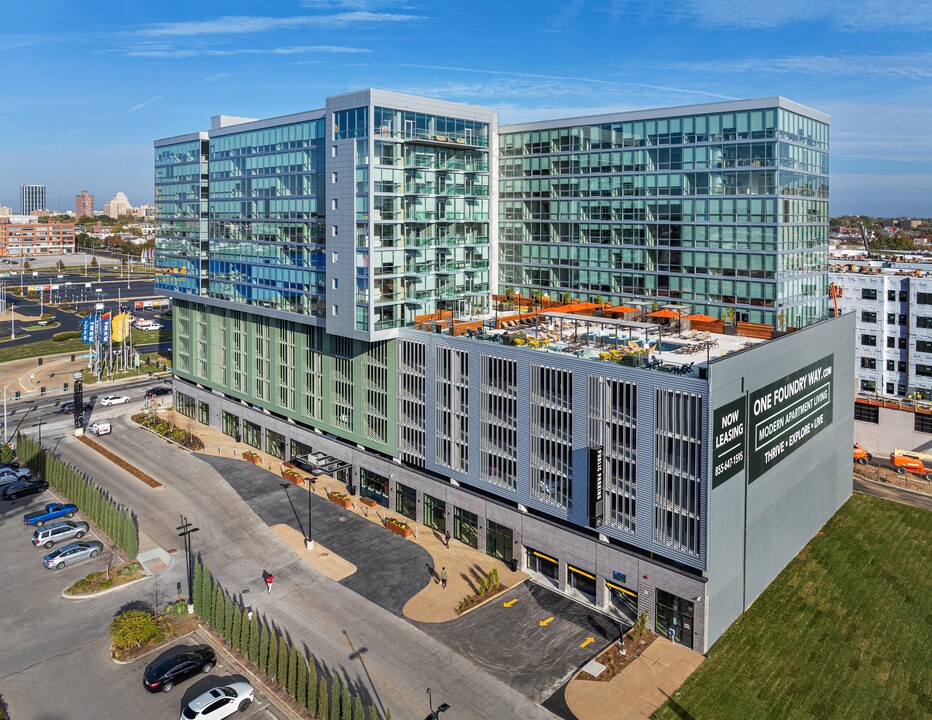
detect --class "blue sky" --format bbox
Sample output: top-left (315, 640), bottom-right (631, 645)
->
top-left (2, 0), bottom-right (931, 216)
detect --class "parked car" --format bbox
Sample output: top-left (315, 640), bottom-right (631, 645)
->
top-left (32, 520), bottom-right (90, 548)
top-left (23, 502), bottom-right (77, 526)
top-left (43, 540), bottom-right (103, 569)
top-left (181, 683), bottom-right (254, 719)
top-left (2, 479), bottom-right (48, 501)
top-left (146, 386), bottom-right (172, 398)
top-left (59, 400), bottom-right (93, 414)
top-left (0, 467), bottom-right (33, 482)
top-left (0, 461), bottom-right (20, 470)
top-left (100, 395), bottom-right (130, 406)
top-left (89, 421), bottom-right (111, 436)
top-left (140, 322), bottom-right (163, 331)
top-left (143, 646), bottom-right (216, 693)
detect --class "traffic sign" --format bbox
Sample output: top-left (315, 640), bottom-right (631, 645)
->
top-left (80, 353), bottom-right (96, 359)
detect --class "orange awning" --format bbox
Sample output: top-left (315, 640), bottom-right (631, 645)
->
top-left (646, 308), bottom-right (679, 319)
top-left (684, 313), bottom-right (717, 322)
top-left (603, 305), bottom-right (639, 315)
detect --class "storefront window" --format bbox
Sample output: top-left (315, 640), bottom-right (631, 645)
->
top-left (423, 494), bottom-right (446, 532)
top-left (655, 589), bottom-right (695, 649)
top-left (291, 439), bottom-right (313, 463)
top-left (395, 482), bottom-right (417, 520)
top-left (175, 392), bottom-right (195, 418)
top-left (222, 411), bottom-right (240, 440)
top-left (197, 401), bottom-right (210, 425)
top-left (485, 520), bottom-right (513, 564)
top-left (243, 419), bottom-right (261, 449)
top-left (360, 469), bottom-right (389, 507)
top-left (453, 507), bottom-right (479, 548)
top-left (265, 429), bottom-right (285, 459)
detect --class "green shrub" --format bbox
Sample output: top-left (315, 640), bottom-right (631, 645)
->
top-left (110, 609), bottom-right (162, 649)
top-left (164, 600), bottom-right (189, 617)
top-left (0, 444), bottom-right (13, 462)
top-left (52, 331), bottom-right (80, 342)
top-left (118, 561), bottom-right (141, 577)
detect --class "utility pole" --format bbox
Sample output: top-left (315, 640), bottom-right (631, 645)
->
top-left (177, 515), bottom-right (200, 610)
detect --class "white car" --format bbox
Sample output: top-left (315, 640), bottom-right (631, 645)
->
top-left (89, 421), bottom-right (111, 436)
top-left (181, 683), bottom-right (254, 719)
top-left (100, 395), bottom-right (130, 406)
top-left (139, 322), bottom-right (163, 331)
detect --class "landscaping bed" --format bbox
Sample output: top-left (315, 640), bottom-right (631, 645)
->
top-left (577, 624), bottom-right (658, 682)
top-left (110, 604), bottom-right (199, 662)
top-left (78, 434), bottom-right (163, 488)
top-left (854, 462), bottom-right (932, 495)
top-left (132, 412), bottom-right (204, 451)
top-left (65, 560), bottom-right (145, 596)
top-left (456, 568), bottom-right (505, 615)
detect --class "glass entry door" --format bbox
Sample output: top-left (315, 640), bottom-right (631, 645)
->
top-left (655, 589), bottom-right (695, 649)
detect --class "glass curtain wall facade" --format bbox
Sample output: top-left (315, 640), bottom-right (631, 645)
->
top-left (499, 100), bottom-right (829, 328)
top-left (155, 135), bottom-right (208, 295)
top-left (367, 105), bottom-right (492, 331)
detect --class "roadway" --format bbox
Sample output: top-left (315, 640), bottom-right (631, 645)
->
top-left (10, 409), bottom-right (556, 720)
top-left (853, 475), bottom-right (932, 511)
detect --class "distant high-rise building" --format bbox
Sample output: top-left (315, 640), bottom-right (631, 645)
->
top-left (19, 184), bottom-right (46, 215)
top-left (0, 206), bottom-right (12, 217)
top-left (103, 191), bottom-right (132, 218)
top-left (75, 189), bottom-right (94, 218)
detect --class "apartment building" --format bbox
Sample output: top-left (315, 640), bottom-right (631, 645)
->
top-left (75, 189), bottom-right (95, 218)
top-left (19, 184), bottom-right (46, 215)
top-left (0, 216), bottom-right (76, 256)
top-left (156, 90), bottom-right (851, 653)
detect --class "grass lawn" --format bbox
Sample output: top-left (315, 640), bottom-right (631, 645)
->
top-left (0, 336), bottom-right (85, 362)
top-left (654, 494), bottom-right (931, 720)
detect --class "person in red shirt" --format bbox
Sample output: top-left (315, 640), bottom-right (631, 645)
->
top-left (266, 573), bottom-right (274, 593)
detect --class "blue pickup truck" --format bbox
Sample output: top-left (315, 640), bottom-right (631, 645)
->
top-left (23, 503), bottom-right (78, 527)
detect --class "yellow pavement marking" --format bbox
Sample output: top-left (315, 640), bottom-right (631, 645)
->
top-left (539, 616), bottom-right (554, 627)
top-left (503, 598), bottom-right (518, 608)
top-left (580, 636), bottom-right (595, 648)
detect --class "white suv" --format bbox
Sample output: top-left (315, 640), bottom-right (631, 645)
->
top-left (89, 421), bottom-right (111, 436)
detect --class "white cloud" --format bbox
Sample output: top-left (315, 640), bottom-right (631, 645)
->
top-left (127, 95), bottom-right (164, 113)
top-left (123, 44), bottom-right (370, 58)
top-left (203, 72), bottom-right (230, 82)
top-left (667, 52), bottom-right (932, 80)
top-left (138, 12), bottom-right (423, 37)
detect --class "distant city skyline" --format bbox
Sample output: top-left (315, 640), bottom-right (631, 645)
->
top-left (2, 1), bottom-right (931, 216)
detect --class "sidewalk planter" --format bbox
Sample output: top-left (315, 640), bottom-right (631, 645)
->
top-left (384, 517), bottom-right (413, 539)
top-left (328, 491), bottom-right (353, 509)
top-left (281, 468), bottom-right (303, 485)
top-left (242, 451), bottom-right (261, 465)
top-left (360, 497), bottom-right (377, 508)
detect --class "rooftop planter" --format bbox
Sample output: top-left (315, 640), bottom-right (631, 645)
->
top-left (328, 491), bottom-right (353, 509)
top-left (242, 450), bottom-right (261, 464)
top-left (281, 467), bottom-right (303, 485)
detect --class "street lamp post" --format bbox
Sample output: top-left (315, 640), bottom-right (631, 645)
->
top-left (32, 414), bottom-right (45, 446)
top-left (304, 477), bottom-right (315, 550)
top-left (3, 381), bottom-right (12, 445)
top-left (10, 302), bottom-right (14, 340)
top-left (424, 689), bottom-right (450, 720)
top-left (177, 515), bottom-right (200, 610)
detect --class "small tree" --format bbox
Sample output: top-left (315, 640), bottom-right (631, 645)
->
top-left (341, 687), bottom-right (351, 720)
top-left (267, 630), bottom-right (279, 682)
top-left (369, 705), bottom-right (378, 720)
top-left (90, 256), bottom-right (98, 268)
top-left (238, 606), bottom-right (250, 654)
top-left (316, 677), bottom-right (329, 720)
top-left (277, 633), bottom-right (289, 686)
top-left (295, 651), bottom-right (308, 708)
top-left (224, 593), bottom-right (235, 642)
top-left (199, 568), bottom-right (213, 626)
top-left (330, 674), bottom-right (341, 720)
top-left (288, 644), bottom-right (299, 698)
top-left (110, 609), bottom-right (162, 650)
top-left (307, 657), bottom-right (318, 714)
top-left (723, 306), bottom-right (737, 326)
top-left (248, 613), bottom-right (260, 665)
top-left (259, 623), bottom-right (271, 676)
top-left (231, 602), bottom-right (242, 652)
top-left (0, 443), bottom-right (14, 462)
top-left (632, 612), bottom-right (649, 643)
top-left (212, 585), bottom-right (224, 635)
top-left (354, 696), bottom-right (364, 720)
top-left (23, 261), bottom-right (31, 271)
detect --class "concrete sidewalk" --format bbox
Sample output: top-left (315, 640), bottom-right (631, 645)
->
top-left (565, 638), bottom-right (704, 720)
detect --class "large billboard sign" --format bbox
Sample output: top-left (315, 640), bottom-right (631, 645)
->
top-left (589, 446), bottom-right (604, 527)
top-left (712, 397), bottom-right (746, 488)
top-left (748, 354), bottom-right (834, 482)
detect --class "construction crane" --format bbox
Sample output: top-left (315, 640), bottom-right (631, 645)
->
top-left (829, 283), bottom-right (841, 317)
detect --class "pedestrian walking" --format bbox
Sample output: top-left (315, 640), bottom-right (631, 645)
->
top-left (440, 567), bottom-right (448, 590)
top-left (444, 530), bottom-right (451, 548)
top-left (266, 573), bottom-right (274, 594)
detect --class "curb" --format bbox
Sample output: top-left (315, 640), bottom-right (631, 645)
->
top-left (61, 571), bottom-right (151, 600)
top-left (111, 628), bottom-right (199, 665)
top-left (855, 475), bottom-right (932, 501)
top-left (452, 581), bottom-right (523, 619)
top-left (194, 625), bottom-right (302, 720)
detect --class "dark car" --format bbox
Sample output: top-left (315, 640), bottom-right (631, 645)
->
top-left (2, 479), bottom-right (49, 501)
top-left (145, 387), bottom-right (172, 398)
top-left (59, 401), bottom-right (92, 414)
top-left (143, 646), bottom-right (215, 693)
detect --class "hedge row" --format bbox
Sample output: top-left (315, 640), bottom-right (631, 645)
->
top-left (16, 432), bottom-right (139, 559)
top-left (193, 562), bottom-right (388, 720)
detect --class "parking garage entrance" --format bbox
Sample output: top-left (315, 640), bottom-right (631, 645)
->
top-left (606, 580), bottom-right (638, 623)
top-left (526, 548), bottom-right (559, 588)
top-left (567, 565), bottom-right (597, 604)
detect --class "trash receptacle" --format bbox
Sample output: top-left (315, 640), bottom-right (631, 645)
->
top-left (509, 558), bottom-right (518, 573)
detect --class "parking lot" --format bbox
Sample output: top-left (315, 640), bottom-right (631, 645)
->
top-left (0, 486), bottom-right (277, 720)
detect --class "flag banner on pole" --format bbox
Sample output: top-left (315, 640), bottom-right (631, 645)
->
top-left (81, 316), bottom-right (97, 344)
top-left (101, 311), bottom-right (111, 344)
top-left (111, 312), bottom-right (129, 343)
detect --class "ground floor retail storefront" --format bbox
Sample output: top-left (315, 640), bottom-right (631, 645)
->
top-left (175, 380), bottom-right (708, 651)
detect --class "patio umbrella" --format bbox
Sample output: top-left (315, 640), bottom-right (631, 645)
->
top-left (604, 305), bottom-right (638, 314)
top-left (683, 313), bottom-right (717, 322)
top-left (646, 308), bottom-right (679, 319)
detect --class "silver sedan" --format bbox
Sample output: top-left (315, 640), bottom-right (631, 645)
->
top-left (43, 540), bottom-right (104, 570)
top-left (100, 395), bottom-right (131, 406)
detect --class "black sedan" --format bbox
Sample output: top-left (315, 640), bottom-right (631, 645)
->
top-left (143, 645), bottom-right (215, 693)
top-left (59, 401), bottom-right (93, 414)
top-left (1, 479), bottom-right (49, 501)
top-left (145, 386), bottom-right (172, 398)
